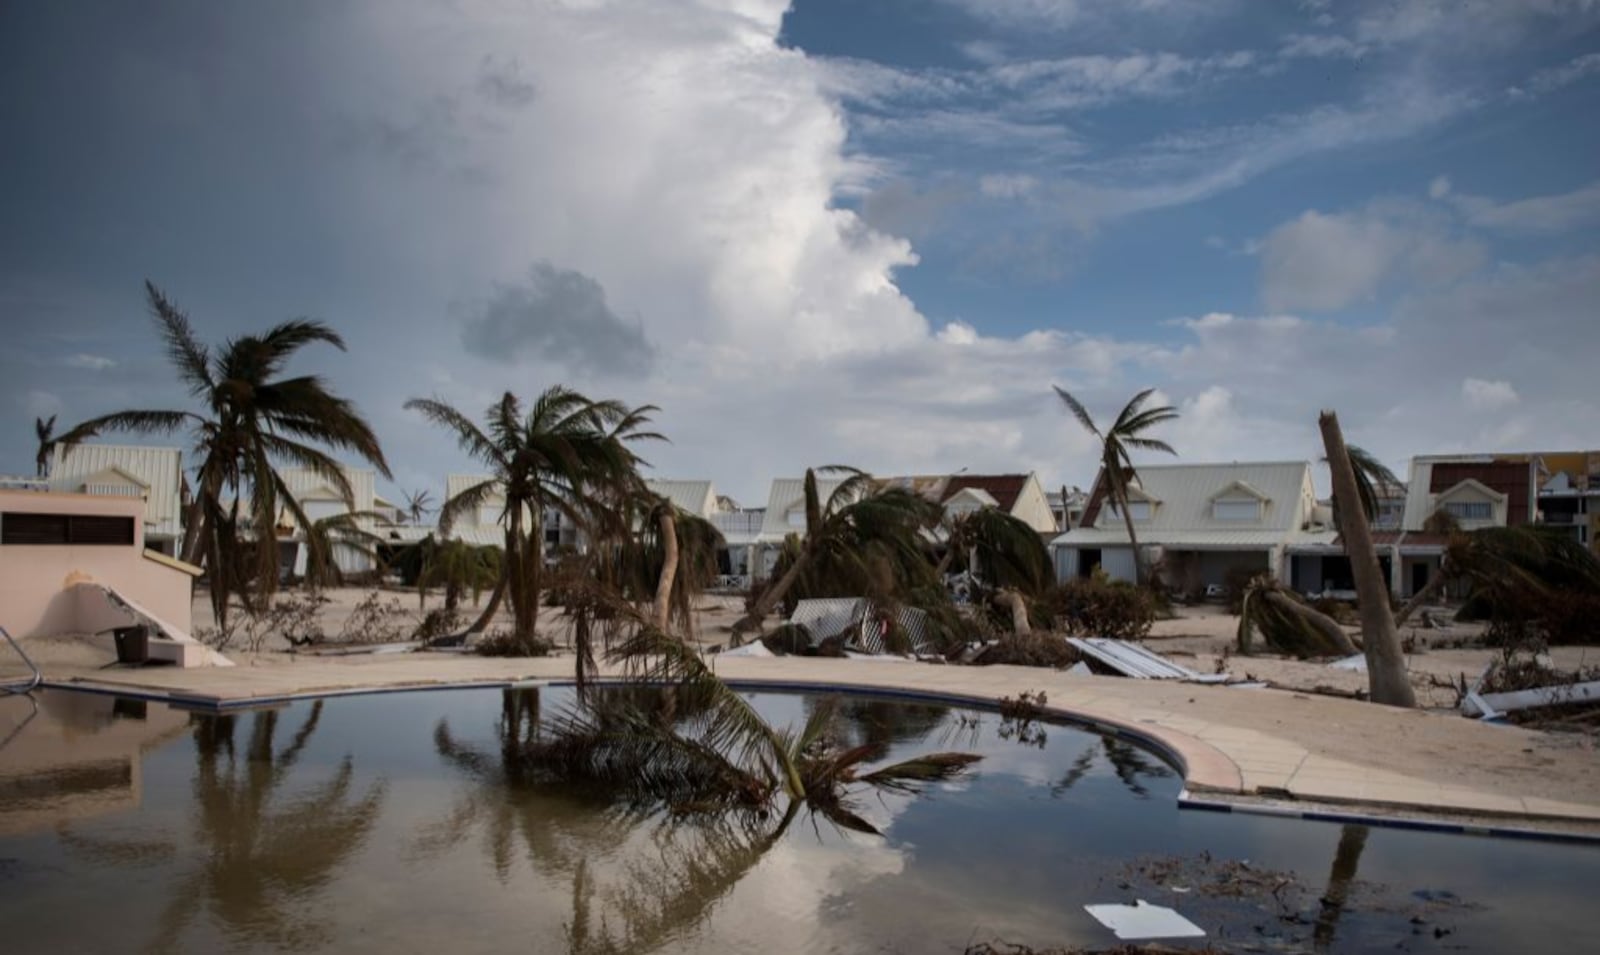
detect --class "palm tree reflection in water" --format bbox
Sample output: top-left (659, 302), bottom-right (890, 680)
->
top-left (1050, 737), bottom-right (1176, 799)
top-left (423, 688), bottom-right (803, 954)
top-left (164, 703), bottom-right (385, 951)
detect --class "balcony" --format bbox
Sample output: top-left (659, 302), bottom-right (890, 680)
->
top-left (0, 476), bottom-right (49, 492)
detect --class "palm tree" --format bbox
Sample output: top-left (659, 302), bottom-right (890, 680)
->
top-left (33, 415), bottom-right (55, 478)
top-left (416, 537), bottom-right (502, 612)
top-left (1054, 387), bottom-right (1178, 586)
top-left (406, 388), bottom-right (660, 653)
top-left (1324, 444), bottom-right (1402, 527)
top-left (730, 468), bottom-right (943, 640)
top-left (59, 282), bottom-right (389, 628)
top-left (401, 488), bottom-right (434, 525)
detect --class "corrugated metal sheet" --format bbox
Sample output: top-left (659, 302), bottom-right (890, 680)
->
top-left (645, 479), bottom-right (716, 517)
top-left (1053, 461), bottom-right (1316, 550)
top-left (787, 598), bottom-right (937, 656)
top-left (1066, 637), bottom-right (1228, 682)
top-left (51, 443), bottom-right (184, 542)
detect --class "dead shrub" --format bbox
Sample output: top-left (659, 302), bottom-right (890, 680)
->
top-left (1042, 575), bottom-right (1154, 640)
top-left (971, 633), bottom-right (1080, 668)
top-left (337, 591), bottom-right (410, 645)
top-left (475, 629), bottom-right (553, 657)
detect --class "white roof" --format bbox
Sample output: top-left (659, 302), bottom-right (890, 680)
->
top-left (51, 443), bottom-right (184, 541)
top-left (1053, 460), bottom-right (1319, 549)
top-left (758, 476), bottom-right (848, 542)
top-left (278, 466), bottom-right (377, 530)
top-left (645, 479), bottom-right (716, 518)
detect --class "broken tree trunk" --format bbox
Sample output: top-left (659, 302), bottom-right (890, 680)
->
top-left (731, 550), bottom-right (810, 643)
top-left (1320, 411), bottom-right (1416, 708)
top-left (996, 589), bottom-right (1032, 637)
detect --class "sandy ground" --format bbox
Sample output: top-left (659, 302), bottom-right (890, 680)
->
top-left (7, 587), bottom-right (1590, 715)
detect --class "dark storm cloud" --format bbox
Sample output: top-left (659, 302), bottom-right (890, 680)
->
top-left (460, 262), bottom-right (655, 377)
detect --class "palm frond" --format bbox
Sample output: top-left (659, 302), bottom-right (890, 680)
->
top-left (1053, 386), bottom-right (1100, 437)
top-left (856, 752), bottom-right (983, 791)
top-left (144, 281), bottom-right (214, 396)
top-left (405, 397), bottom-right (505, 470)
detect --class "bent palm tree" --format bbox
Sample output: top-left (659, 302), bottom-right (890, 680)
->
top-left (1054, 387), bottom-right (1178, 586)
top-left (731, 468), bottom-right (941, 639)
top-left (60, 282), bottom-right (389, 628)
top-left (33, 415), bottom-right (55, 478)
top-left (406, 388), bottom-right (660, 652)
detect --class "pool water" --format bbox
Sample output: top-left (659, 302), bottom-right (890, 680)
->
top-left (1, 686), bottom-right (1597, 953)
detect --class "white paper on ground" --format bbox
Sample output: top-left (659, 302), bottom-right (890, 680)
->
top-left (1083, 899), bottom-right (1206, 940)
top-left (719, 642), bottom-right (774, 658)
top-left (1329, 653), bottom-right (1367, 671)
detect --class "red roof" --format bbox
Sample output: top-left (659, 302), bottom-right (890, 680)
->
top-left (942, 474), bottom-right (1028, 512)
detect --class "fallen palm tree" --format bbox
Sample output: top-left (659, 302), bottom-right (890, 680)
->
top-left (1235, 575), bottom-right (1357, 658)
top-left (522, 624), bottom-right (981, 833)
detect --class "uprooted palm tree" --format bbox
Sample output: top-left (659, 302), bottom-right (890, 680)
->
top-left (1236, 574), bottom-right (1358, 658)
top-left (1434, 521), bottom-right (1600, 645)
top-left (730, 468), bottom-right (944, 642)
top-left (33, 414), bottom-right (55, 478)
top-left (517, 625), bottom-right (981, 833)
top-left (1054, 387), bottom-right (1178, 586)
top-left (938, 505), bottom-right (1054, 635)
top-left (406, 388), bottom-right (660, 653)
top-left (59, 282), bottom-right (390, 629)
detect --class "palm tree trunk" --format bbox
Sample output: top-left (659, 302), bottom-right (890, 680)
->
top-left (653, 508), bottom-right (679, 633)
top-left (731, 550), bottom-right (810, 641)
top-left (1314, 825), bottom-right (1369, 949)
top-left (525, 509), bottom-right (543, 651)
top-left (465, 577), bottom-right (506, 634)
top-left (1118, 486), bottom-right (1145, 586)
top-left (1321, 411), bottom-right (1415, 707)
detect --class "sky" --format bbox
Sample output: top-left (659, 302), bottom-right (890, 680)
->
top-left (2, 0), bottom-right (1597, 506)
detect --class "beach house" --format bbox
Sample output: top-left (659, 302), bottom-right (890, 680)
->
top-left (1052, 460), bottom-right (1327, 595)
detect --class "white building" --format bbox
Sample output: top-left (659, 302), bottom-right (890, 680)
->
top-left (1053, 460), bottom-right (1330, 593)
top-left (50, 444), bottom-right (186, 556)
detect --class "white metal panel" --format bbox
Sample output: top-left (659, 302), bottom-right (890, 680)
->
top-left (645, 479), bottom-right (717, 518)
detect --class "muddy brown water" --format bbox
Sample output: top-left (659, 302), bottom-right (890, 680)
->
top-left (1, 686), bottom-right (1596, 953)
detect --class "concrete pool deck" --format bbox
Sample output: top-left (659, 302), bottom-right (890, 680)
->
top-left (35, 652), bottom-right (1600, 836)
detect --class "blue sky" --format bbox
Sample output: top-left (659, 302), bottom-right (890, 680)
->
top-left (1, 0), bottom-right (1597, 504)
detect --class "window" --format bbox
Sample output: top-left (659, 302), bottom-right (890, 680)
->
top-left (1444, 501), bottom-right (1492, 521)
top-left (1212, 499), bottom-right (1259, 521)
top-left (2, 512), bottom-right (135, 546)
top-left (1107, 501), bottom-right (1150, 521)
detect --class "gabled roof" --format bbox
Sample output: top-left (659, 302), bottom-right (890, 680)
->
top-left (942, 474), bottom-right (1029, 512)
top-left (645, 479), bottom-right (717, 518)
top-left (51, 443), bottom-right (184, 539)
top-left (1208, 479), bottom-right (1268, 502)
top-left (944, 486), bottom-right (1000, 509)
top-left (1435, 477), bottom-right (1507, 504)
top-left (759, 476), bottom-right (847, 541)
top-left (1056, 461), bottom-right (1317, 548)
top-left (81, 465), bottom-right (151, 491)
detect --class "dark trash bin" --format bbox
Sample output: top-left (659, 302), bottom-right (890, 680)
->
top-left (112, 625), bottom-right (149, 664)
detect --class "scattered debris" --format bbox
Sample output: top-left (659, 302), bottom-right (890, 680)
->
top-left (1461, 651), bottom-right (1600, 729)
top-left (1066, 638), bottom-right (1230, 683)
top-left (1084, 900), bottom-right (1205, 941)
top-left (785, 598), bottom-right (938, 656)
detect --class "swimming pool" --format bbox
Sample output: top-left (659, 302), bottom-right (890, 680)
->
top-left (1, 686), bottom-right (1596, 953)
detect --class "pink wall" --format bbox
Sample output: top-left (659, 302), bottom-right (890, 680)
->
top-left (0, 489), bottom-right (196, 638)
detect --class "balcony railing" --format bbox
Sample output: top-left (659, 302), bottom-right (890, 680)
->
top-left (0, 475), bottom-right (49, 492)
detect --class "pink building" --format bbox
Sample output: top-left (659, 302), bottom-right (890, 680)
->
top-left (0, 483), bottom-right (224, 666)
